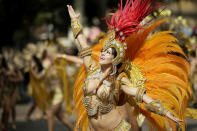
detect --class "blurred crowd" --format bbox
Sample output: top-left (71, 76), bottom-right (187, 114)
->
top-left (0, 9), bottom-right (197, 131)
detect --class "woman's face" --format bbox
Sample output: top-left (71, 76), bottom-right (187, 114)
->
top-left (99, 48), bottom-right (115, 65)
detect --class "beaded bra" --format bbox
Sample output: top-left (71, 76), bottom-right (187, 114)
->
top-left (82, 65), bottom-right (116, 117)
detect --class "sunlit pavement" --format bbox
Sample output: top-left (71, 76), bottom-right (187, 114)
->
top-left (4, 104), bottom-right (197, 131)
top-left (8, 119), bottom-right (71, 131)
top-left (5, 104), bottom-right (75, 131)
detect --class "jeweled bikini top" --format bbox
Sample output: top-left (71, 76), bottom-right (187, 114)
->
top-left (82, 65), bottom-right (117, 116)
top-left (83, 65), bottom-right (115, 101)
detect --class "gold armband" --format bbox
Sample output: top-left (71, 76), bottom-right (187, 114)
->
top-left (135, 87), bottom-right (146, 103)
top-left (78, 47), bottom-right (92, 58)
top-left (120, 79), bottom-right (146, 103)
top-left (144, 99), bottom-right (168, 116)
top-left (71, 18), bottom-right (83, 38)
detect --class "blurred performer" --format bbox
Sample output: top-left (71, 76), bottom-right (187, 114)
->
top-left (190, 45), bottom-right (197, 107)
top-left (0, 56), bottom-right (7, 131)
top-left (26, 55), bottom-right (45, 121)
top-left (0, 55), bottom-right (3, 106)
top-left (67, 0), bottom-right (194, 131)
top-left (29, 50), bottom-right (73, 131)
top-left (0, 57), bottom-right (23, 131)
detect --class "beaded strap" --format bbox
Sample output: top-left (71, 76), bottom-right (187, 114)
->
top-left (71, 18), bottom-right (83, 38)
top-left (135, 87), bottom-right (146, 103)
top-left (82, 95), bottom-right (114, 116)
top-left (82, 96), bottom-right (99, 116)
top-left (144, 99), bottom-right (168, 116)
top-left (78, 47), bottom-right (92, 58)
top-left (103, 80), bottom-right (111, 87)
top-left (114, 120), bottom-right (131, 131)
top-left (99, 102), bottom-right (113, 114)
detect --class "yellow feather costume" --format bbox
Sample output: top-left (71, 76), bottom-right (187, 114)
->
top-left (54, 58), bottom-right (73, 114)
top-left (29, 70), bottom-right (49, 112)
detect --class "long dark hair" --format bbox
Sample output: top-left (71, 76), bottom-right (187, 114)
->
top-left (1, 57), bottom-right (8, 69)
top-left (111, 47), bottom-right (122, 69)
top-left (111, 47), bottom-right (117, 58)
top-left (32, 55), bottom-right (43, 72)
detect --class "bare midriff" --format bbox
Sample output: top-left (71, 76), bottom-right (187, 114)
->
top-left (46, 66), bottom-right (62, 90)
top-left (89, 106), bottom-right (126, 131)
top-left (85, 94), bottom-right (128, 131)
top-left (83, 66), bottom-right (129, 131)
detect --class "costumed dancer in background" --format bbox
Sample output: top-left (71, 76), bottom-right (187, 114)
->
top-left (67, 0), bottom-right (193, 130)
top-left (0, 56), bottom-right (23, 131)
top-left (0, 56), bottom-right (8, 131)
top-left (190, 44), bottom-right (197, 109)
top-left (29, 49), bottom-right (73, 131)
top-left (190, 45), bottom-right (197, 95)
top-left (0, 55), bottom-right (3, 107)
top-left (26, 55), bottom-right (46, 121)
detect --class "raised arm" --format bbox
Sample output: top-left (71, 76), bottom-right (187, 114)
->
top-left (120, 77), bottom-right (183, 124)
top-left (29, 60), bottom-right (46, 80)
top-left (67, 5), bottom-right (96, 69)
top-left (10, 69), bottom-right (24, 82)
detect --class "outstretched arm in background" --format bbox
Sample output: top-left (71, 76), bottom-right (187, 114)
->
top-left (56, 54), bottom-right (83, 65)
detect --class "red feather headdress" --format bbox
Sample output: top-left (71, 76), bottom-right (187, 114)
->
top-left (102, 0), bottom-right (164, 66)
top-left (105, 0), bottom-right (163, 42)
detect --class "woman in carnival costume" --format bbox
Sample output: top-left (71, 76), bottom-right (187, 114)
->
top-left (29, 50), bottom-right (73, 131)
top-left (0, 56), bottom-right (24, 131)
top-left (26, 55), bottom-right (47, 120)
top-left (67, 0), bottom-right (193, 130)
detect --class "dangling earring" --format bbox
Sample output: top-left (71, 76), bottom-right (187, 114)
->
top-left (110, 65), bottom-right (117, 75)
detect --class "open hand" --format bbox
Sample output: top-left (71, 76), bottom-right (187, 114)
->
top-left (166, 111), bottom-right (183, 124)
top-left (67, 5), bottom-right (80, 19)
